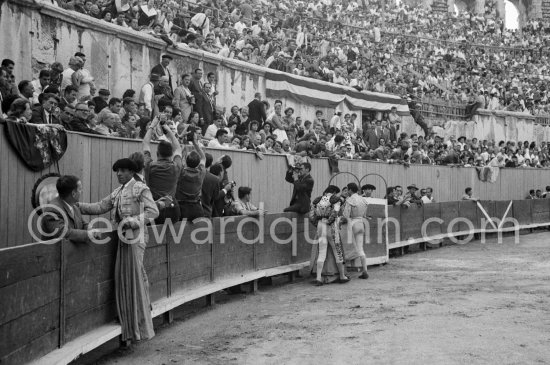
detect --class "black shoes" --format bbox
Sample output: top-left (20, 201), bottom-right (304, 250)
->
top-left (358, 272), bottom-right (369, 279)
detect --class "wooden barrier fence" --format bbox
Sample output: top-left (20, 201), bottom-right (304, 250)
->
top-left (3, 123), bottom-right (550, 248)
top-left (1, 199), bottom-right (549, 365)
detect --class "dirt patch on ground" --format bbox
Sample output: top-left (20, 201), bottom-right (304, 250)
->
top-left (91, 232), bottom-right (550, 365)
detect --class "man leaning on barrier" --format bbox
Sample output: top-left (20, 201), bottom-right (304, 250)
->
top-left (77, 158), bottom-right (159, 344)
top-left (40, 175), bottom-right (102, 243)
top-left (143, 107), bottom-right (183, 224)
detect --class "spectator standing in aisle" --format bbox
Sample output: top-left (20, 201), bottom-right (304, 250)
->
top-left (61, 56), bottom-right (83, 93)
top-left (195, 82), bottom-right (215, 131)
top-left (71, 52), bottom-right (94, 100)
top-left (248, 92), bottom-right (267, 128)
top-left (139, 73), bottom-right (161, 116)
top-left (173, 73), bottom-right (194, 122)
top-left (189, 68), bottom-right (204, 102)
top-left (151, 55), bottom-right (173, 93)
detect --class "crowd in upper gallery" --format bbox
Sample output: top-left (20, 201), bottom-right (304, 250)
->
top-left (36, 0), bottom-right (550, 117)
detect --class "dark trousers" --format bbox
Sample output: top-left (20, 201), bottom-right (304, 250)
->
top-left (179, 201), bottom-right (205, 221)
top-left (283, 203), bottom-right (309, 214)
top-left (155, 203), bottom-right (181, 225)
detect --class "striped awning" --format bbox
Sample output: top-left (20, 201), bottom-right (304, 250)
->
top-left (265, 71), bottom-right (410, 115)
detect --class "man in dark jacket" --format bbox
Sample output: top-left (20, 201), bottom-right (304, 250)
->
top-left (194, 82), bottom-right (215, 128)
top-left (41, 175), bottom-right (100, 242)
top-left (64, 102), bottom-right (101, 134)
top-left (201, 155), bottom-right (232, 218)
top-left (151, 55), bottom-right (173, 93)
top-left (29, 93), bottom-right (61, 125)
top-left (284, 162), bottom-right (314, 214)
top-left (247, 92), bottom-right (266, 127)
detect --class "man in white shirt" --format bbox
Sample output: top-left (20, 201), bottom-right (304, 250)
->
top-left (421, 187), bottom-right (435, 204)
top-left (234, 17), bottom-right (247, 34)
top-left (204, 118), bottom-right (221, 141)
top-left (231, 186), bottom-right (265, 217)
top-left (139, 73), bottom-right (161, 115)
top-left (190, 9), bottom-right (211, 37)
top-left (329, 111), bottom-right (342, 131)
top-left (31, 70), bottom-right (50, 105)
top-left (208, 129), bottom-right (229, 148)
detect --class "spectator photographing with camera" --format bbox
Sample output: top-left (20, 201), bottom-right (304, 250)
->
top-left (175, 126), bottom-right (206, 221)
top-left (143, 106), bottom-right (183, 224)
top-left (284, 162), bottom-right (314, 214)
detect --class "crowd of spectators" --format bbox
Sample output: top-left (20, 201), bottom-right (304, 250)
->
top-left (2, 52), bottom-right (550, 170)
top-left (39, 0), bottom-right (550, 117)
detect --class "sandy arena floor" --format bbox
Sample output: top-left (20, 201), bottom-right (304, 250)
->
top-left (91, 232), bottom-right (550, 365)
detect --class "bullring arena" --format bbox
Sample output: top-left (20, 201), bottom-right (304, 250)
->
top-left (1, 0), bottom-right (550, 364)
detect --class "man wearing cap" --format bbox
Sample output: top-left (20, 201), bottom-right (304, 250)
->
top-left (78, 158), bottom-right (159, 343)
top-left (139, 73), bottom-right (161, 116)
top-left (93, 88), bottom-right (110, 113)
top-left (151, 55), bottom-right (173, 94)
top-left (402, 184), bottom-right (423, 206)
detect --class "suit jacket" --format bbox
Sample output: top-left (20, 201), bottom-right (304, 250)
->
top-left (64, 117), bottom-right (102, 135)
top-left (365, 128), bottom-right (380, 149)
top-left (195, 91), bottom-right (214, 125)
top-left (151, 64), bottom-right (173, 92)
top-left (201, 171), bottom-right (221, 218)
top-left (285, 170), bottom-right (314, 211)
top-left (247, 99), bottom-right (267, 126)
top-left (189, 78), bottom-right (203, 98)
top-left (41, 197), bottom-right (89, 242)
top-left (29, 106), bottom-right (60, 125)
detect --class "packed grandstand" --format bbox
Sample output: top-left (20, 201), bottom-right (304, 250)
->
top-left (39, 0), bottom-right (550, 116)
top-left (2, 0), bottom-right (550, 170)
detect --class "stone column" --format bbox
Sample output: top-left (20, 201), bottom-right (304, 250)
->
top-left (475, 0), bottom-right (486, 14)
top-left (447, 0), bottom-right (455, 13)
top-left (495, 0), bottom-right (505, 19)
top-left (530, 0), bottom-right (543, 19)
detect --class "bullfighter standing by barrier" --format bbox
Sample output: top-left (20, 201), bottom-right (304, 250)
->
top-left (342, 183), bottom-right (370, 279)
top-left (78, 158), bottom-right (159, 344)
top-left (309, 185), bottom-right (350, 286)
